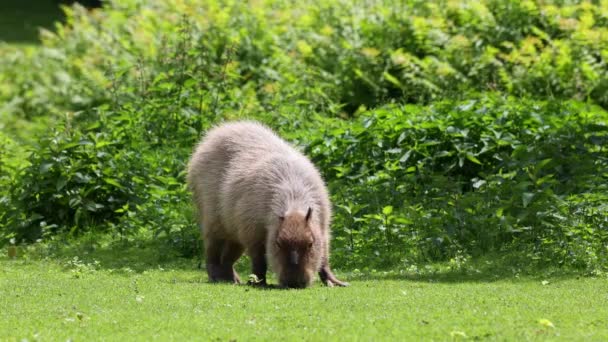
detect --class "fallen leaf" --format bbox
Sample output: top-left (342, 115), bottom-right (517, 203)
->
top-left (450, 330), bottom-right (467, 338)
top-left (538, 319), bottom-right (555, 328)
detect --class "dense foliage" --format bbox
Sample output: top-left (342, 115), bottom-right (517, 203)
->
top-left (304, 97), bottom-right (608, 269)
top-left (1, 0), bottom-right (607, 272)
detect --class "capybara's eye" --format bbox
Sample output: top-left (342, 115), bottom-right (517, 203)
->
top-left (308, 242), bottom-right (313, 249)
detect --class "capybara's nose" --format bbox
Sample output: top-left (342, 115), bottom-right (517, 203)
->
top-left (289, 250), bottom-right (299, 266)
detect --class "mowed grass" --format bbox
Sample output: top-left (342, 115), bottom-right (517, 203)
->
top-left (1, 257), bottom-right (607, 341)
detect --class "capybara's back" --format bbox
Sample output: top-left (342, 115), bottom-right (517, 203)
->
top-left (187, 121), bottom-right (347, 288)
top-left (187, 121), bottom-right (293, 240)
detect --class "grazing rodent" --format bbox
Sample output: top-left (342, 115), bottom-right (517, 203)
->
top-left (187, 121), bottom-right (347, 288)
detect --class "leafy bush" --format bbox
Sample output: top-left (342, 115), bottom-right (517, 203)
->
top-left (2, 0), bottom-right (608, 120)
top-left (300, 95), bottom-right (608, 269)
top-left (5, 117), bottom-right (136, 240)
top-left (1, 0), bottom-right (608, 273)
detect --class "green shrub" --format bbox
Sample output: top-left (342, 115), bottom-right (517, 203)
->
top-left (6, 119), bottom-right (137, 240)
top-left (1, 0), bottom-right (608, 273)
top-left (2, 0), bottom-right (607, 120)
top-left (301, 95), bottom-right (608, 269)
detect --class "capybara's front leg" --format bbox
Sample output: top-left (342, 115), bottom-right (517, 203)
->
top-left (318, 251), bottom-right (349, 287)
top-left (319, 265), bottom-right (349, 287)
top-left (221, 240), bottom-right (244, 284)
top-left (318, 241), bottom-right (349, 287)
top-left (248, 245), bottom-right (268, 286)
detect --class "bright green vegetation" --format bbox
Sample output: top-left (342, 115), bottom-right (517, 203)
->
top-left (1, 2), bottom-right (606, 339)
top-left (0, 12), bottom-right (607, 342)
top-left (2, 0), bottom-right (607, 273)
top-left (2, 255), bottom-right (607, 341)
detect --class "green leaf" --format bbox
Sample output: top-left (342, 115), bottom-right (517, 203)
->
top-left (399, 150), bottom-right (412, 163)
top-left (104, 178), bottom-right (123, 189)
top-left (39, 163), bottom-right (54, 174)
top-left (472, 179), bottom-right (486, 189)
top-left (496, 207), bottom-right (504, 218)
top-left (536, 158), bottom-right (552, 171)
top-left (382, 206), bottom-right (393, 216)
top-left (466, 153), bottom-right (482, 165)
top-left (538, 319), bottom-right (555, 328)
top-left (383, 72), bottom-right (403, 88)
top-left (522, 192), bottom-right (535, 208)
top-left (56, 177), bottom-right (67, 191)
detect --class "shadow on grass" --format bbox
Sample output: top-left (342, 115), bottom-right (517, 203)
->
top-left (6, 236), bottom-right (593, 283)
top-left (340, 258), bottom-right (591, 284)
top-left (13, 235), bottom-right (201, 273)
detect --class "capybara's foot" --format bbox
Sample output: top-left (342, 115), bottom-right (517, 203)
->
top-left (319, 267), bottom-right (349, 287)
top-left (325, 278), bottom-right (349, 287)
top-left (246, 274), bottom-right (268, 287)
top-left (207, 264), bottom-right (241, 284)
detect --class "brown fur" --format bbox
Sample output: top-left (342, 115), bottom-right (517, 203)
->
top-left (187, 121), bottom-right (347, 288)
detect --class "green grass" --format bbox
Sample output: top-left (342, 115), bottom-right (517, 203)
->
top-left (2, 255), bottom-right (607, 341)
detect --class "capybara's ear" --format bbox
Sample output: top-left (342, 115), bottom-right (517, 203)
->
top-left (305, 207), bottom-right (312, 222)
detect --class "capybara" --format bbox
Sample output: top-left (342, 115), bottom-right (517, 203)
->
top-left (187, 121), bottom-right (348, 288)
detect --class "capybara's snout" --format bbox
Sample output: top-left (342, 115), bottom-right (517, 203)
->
top-left (283, 281), bottom-right (309, 289)
top-left (280, 276), bottom-right (310, 289)
top-left (279, 264), bottom-right (314, 289)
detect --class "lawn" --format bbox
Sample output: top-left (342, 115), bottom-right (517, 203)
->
top-left (1, 255), bottom-right (606, 341)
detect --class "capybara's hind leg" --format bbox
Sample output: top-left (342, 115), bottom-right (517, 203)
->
top-left (221, 241), bottom-right (244, 284)
top-left (205, 237), bottom-right (243, 284)
top-left (205, 237), bottom-right (225, 282)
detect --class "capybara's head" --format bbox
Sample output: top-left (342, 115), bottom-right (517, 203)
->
top-left (269, 208), bottom-right (323, 288)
